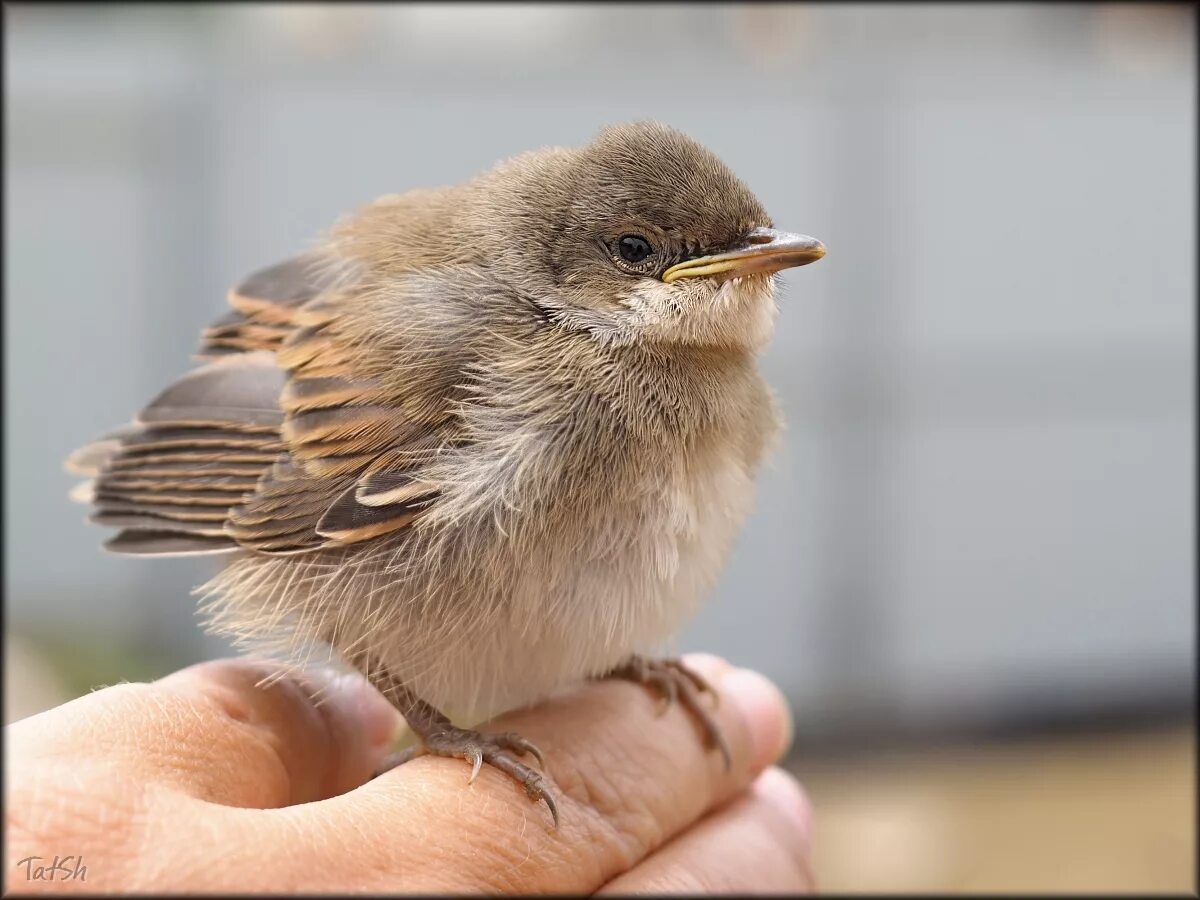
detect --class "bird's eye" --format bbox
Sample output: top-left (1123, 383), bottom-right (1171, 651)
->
top-left (617, 234), bottom-right (654, 264)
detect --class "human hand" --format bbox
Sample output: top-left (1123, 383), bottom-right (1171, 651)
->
top-left (5, 653), bottom-right (813, 893)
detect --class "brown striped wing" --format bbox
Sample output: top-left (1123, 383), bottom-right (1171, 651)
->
top-left (69, 254), bottom-right (446, 556)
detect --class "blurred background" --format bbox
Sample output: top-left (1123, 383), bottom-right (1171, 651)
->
top-left (4, 3), bottom-right (1195, 893)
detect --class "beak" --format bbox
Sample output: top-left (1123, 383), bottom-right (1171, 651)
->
top-left (662, 227), bottom-right (826, 283)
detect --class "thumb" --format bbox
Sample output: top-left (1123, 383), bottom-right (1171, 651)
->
top-left (8, 659), bottom-right (403, 809)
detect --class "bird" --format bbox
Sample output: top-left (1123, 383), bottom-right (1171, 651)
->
top-left (66, 121), bottom-right (825, 826)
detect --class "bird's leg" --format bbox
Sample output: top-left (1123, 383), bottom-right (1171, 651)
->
top-left (366, 662), bottom-right (559, 827)
top-left (601, 655), bottom-right (731, 770)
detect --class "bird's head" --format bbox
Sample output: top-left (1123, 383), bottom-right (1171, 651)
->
top-left (473, 121), bottom-right (825, 351)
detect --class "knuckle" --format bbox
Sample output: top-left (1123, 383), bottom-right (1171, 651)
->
top-left (150, 671), bottom-right (304, 804)
top-left (167, 658), bottom-right (285, 698)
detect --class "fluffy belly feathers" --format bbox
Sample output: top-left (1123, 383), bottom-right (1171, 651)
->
top-left (200, 429), bottom-right (760, 723)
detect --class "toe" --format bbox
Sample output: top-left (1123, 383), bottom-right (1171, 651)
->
top-left (672, 659), bottom-right (720, 707)
top-left (481, 749), bottom-right (560, 827)
top-left (509, 734), bottom-right (547, 768)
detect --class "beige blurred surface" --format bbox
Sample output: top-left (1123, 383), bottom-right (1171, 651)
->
top-left (3, 633), bottom-right (72, 725)
top-left (792, 724), bottom-right (1195, 894)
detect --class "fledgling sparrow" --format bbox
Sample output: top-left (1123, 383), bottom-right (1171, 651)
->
top-left (67, 121), bottom-right (825, 825)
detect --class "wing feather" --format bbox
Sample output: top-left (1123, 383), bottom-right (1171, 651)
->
top-left (71, 244), bottom-right (457, 557)
top-left (195, 253), bottom-right (353, 360)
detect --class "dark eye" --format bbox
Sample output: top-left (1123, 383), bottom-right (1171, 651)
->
top-left (617, 234), bottom-right (654, 264)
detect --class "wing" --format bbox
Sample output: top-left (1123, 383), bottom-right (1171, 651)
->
top-left (68, 253), bottom-right (451, 557)
top-left (197, 252), bottom-right (347, 359)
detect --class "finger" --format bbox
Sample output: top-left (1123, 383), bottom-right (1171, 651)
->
top-left (597, 766), bottom-right (816, 894)
top-left (272, 654), bottom-right (794, 893)
top-left (7, 659), bottom-right (402, 809)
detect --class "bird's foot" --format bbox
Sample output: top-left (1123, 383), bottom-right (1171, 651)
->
top-left (604, 655), bottom-right (731, 770)
top-left (376, 727), bottom-right (558, 827)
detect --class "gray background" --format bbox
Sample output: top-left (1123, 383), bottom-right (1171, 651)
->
top-left (5, 3), bottom-right (1194, 740)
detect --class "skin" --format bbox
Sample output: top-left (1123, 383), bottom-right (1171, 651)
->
top-left (4, 653), bottom-right (814, 894)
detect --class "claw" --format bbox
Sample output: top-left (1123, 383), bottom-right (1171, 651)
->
top-left (466, 745), bottom-right (483, 785)
top-left (540, 786), bottom-right (560, 828)
top-left (479, 746), bottom-right (560, 828)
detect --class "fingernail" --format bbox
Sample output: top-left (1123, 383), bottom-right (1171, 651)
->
top-left (316, 670), bottom-right (403, 754)
top-left (754, 766), bottom-right (814, 850)
top-left (720, 668), bottom-right (794, 771)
